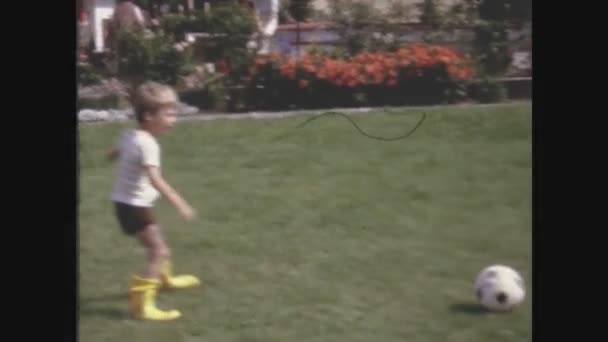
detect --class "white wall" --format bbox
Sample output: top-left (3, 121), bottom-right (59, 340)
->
top-left (86, 0), bottom-right (116, 52)
top-left (312, 0), bottom-right (460, 16)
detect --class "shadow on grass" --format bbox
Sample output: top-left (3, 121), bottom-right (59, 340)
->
top-left (449, 302), bottom-right (493, 315)
top-left (80, 292), bottom-right (128, 304)
top-left (79, 306), bottom-right (129, 320)
top-left (79, 293), bottom-right (130, 320)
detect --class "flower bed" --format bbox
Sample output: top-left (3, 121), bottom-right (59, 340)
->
top-left (246, 44), bottom-right (476, 110)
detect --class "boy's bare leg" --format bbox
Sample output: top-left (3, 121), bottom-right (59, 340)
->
top-left (129, 224), bottom-right (181, 321)
top-left (135, 224), bottom-right (170, 279)
top-left (134, 223), bottom-right (200, 290)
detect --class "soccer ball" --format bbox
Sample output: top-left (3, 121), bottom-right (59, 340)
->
top-left (474, 265), bottom-right (526, 312)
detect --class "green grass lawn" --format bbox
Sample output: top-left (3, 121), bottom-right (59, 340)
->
top-left (79, 102), bottom-right (532, 342)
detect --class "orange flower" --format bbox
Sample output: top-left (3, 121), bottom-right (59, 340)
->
top-left (269, 51), bottom-right (281, 61)
top-left (250, 43), bottom-right (476, 88)
top-left (302, 63), bottom-right (315, 74)
top-left (300, 54), bottom-right (314, 65)
top-left (453, 66), bottom-right (474, 80)
top-left (447, 65), bottom-right (456, 72)
top-left (373, 72), bottom-right (384, 84)
top-left (255, 56), bottom-right (269, 66)
top-left (384, 57), bottom-right (397, 69)
top-left (438, 56), bottom-right (452, 64)
top-left (280, 63), bottom-right (296, 79)
top-left (365, 64), bottom-right (376, 75)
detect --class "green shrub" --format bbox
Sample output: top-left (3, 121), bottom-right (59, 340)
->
top-left (179, 81), bottom-right (228, 112)
top-left (327, 0), bottom-right (387, 56)
top-left (77, 63), bottom-right (103, 86)
top-left (113, 28), bottom-right (193, 86)
top-left (478, 0), bottom-right (531, 22)
top-left (419, 0), bottom-right (444, 30)
top-left (472, 20), bottom-right (512, 77)
top-left (200, 1), bottom-right (257, 80)
top-left (160, 14), bottom-right (190, 41)
top-left (469, 78), bottom-right (507, 103)
top-left (159, 1), bottom-right (256, 83)
top-left (287, 0), bottom-right (314, 22)
top-left (78, 94), bottom-right (123, 110)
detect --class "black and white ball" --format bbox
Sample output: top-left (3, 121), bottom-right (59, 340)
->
top-left (474, 265), bottom-right (525, 312)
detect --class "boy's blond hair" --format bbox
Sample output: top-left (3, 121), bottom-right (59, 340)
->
top-left (131, 81), bottom-right (178, 123)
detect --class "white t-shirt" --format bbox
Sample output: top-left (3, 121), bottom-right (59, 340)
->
top-left (111, 129), bottom-right (161, 207)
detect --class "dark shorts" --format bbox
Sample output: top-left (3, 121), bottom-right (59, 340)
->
top-left (114, 201), bottom-right (156, 235)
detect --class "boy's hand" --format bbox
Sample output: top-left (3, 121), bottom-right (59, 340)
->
top-left (178, 202), bottom-right (196, 221)
top-left (145, 165), bottom-right (196, 221)
top-left (107, 148), bottom-right (119, 162)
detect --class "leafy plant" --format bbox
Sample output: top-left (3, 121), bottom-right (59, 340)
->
top-left (472, 20), bottom-right (512, 76)
top-left (419, 0), bottom-right (444, 30)
top-left (469, 77), bottom-right (507, 103)
top-left (327, 0), bottom-right (385, 56)
top-left (77, 63), bottom-right (104, 86)
top-left (287, 0), bottom-right (314, 22)
top-left (113, 28), bottom-right (193, 86)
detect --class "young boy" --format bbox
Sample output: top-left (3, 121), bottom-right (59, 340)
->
top-left (108, 81), bottom-right (200, 321)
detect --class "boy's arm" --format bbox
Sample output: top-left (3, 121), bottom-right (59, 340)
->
top-left (145, 166), bottom-right (195, 220)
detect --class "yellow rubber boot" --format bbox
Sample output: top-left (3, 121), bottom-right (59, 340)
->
top-left (129, 276), bottom-right (182, 321)
top-left (160, 261), bottom-right (201, 290)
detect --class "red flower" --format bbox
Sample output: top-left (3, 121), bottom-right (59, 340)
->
top-left (302, 63), bottom-right (315, 74)
top-left (248, 44), bottom-right (476, 90)
top-left (217, 60), bottom-right (230, 75)
top-left (255, 57), bottom-right (267, 66)
top-left (365, 64), bottom-right (375, 75)
top-left (438, 56), bottom-right (452, 64)
top-left (269, 51), bottom-right (281, 61)
top-left (386, 78), bottom-right (397, 87)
